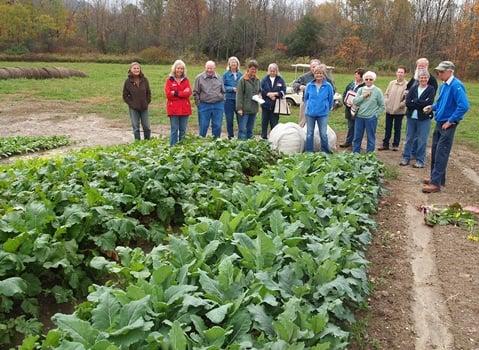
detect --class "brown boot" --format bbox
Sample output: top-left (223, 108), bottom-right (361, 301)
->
top-left (422, 184), bottom-right (441, 193)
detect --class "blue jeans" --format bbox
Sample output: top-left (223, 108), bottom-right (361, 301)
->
top-left (129, 108), bottom-right (151, 140)
top-left (198, 102), bottom-right (224, 137)
top-left (305, 115), bottom-right (330, 153)
top-left (402, 117), bottom-right (431, 166)
top-left (261, 108), bottom-right (279, 139)
top-left (224, 99), bottom-right (239, 139)
top-left (430, 121), bottom-right (457, 186)
top-left (353, 116), bottom-right (377, 153)
top-left (169, 116), bottom-right (189, 146)
top-left (238, 113), bottom-right (256, 140)
top-left (383, 113), bottom-right (404, 148)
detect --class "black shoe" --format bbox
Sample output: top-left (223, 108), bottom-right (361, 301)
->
top-left (339, 143), bottom-right (351, 148)
top-left (378, 146), bottom-right (389, 151)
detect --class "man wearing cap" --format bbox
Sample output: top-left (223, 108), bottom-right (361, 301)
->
top-left (422, 61), bottom-right (470, 193)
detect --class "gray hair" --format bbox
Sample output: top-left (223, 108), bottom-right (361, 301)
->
top-left (227, 56), bottom-right (240, 71)
top-left (267, 63), bottom-right (280, 75)
top-left (417, 69), bottom-right (430, 79)
top-left (363, 71), bottom-right (377, 81)
top-left (169, 59), bottom-right (187, 77)
top-left (205, 60), bottom-right (216, 68)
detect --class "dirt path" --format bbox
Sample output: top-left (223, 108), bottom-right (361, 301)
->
top-left (1, 100), bottom-right (478, 349)
top-left (363, 140), bottom-right (479, 350)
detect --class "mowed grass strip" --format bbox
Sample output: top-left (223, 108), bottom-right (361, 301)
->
top-left (0, 61), bottom-right (477, 148)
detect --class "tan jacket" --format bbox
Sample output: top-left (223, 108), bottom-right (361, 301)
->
top-left (384, 79), bottom-right (408, 115)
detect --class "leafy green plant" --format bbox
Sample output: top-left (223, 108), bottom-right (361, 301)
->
top-left (0, 135), bottom-right (70, 158)
top-left (0, 137), bottom-right (278, 347)
top-left (27, 151), bottom-right (383, 349)
top-left (424, 203), bottom-right (477, 231)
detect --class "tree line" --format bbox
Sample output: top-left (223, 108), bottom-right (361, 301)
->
top-left (1, 0), bottom-right (478, 77)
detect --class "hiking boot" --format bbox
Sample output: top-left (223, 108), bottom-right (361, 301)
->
top-left (422, 184), bottom-right (441, 193)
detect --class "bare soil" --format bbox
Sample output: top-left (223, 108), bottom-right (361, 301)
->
top-left (1, 100), bottom-right (478, 349)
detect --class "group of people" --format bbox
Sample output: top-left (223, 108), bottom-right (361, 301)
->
top-left (337, 57), bottom-right (469, 193)
top-left (122, 56), bottom-right (470, 193)
top-left (122, 58), bottom-right (287, 147)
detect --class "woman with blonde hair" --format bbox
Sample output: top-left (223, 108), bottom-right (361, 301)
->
top-left (223, 56), bottom-right (243, 139)
top-left (122, 61), bottom-right (152, 140)
top-left (164, 59), bottom-right (192, 146)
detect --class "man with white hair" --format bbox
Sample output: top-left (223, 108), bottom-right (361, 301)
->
top-left (193, 60), bottom-right (225, 137)
top-left (422, 61), bottom-right (469, 193)
top-left (407, 57), bottom-right (438, 92)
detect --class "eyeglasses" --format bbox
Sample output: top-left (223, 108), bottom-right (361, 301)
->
top-left (364, 78), bottom-right (373, 81)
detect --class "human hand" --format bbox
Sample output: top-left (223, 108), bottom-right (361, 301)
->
top-left (300, 85), bottom-right (306, 91)
top-left (171, 91), bottom-right (175, 96)
top-left (238, 109), bottom-right (243, 116)
top-left (442, 121), bottom-right (454, 130)
top-left (233, 87), bottom-right (237, 92)
top-left (423, 105), bottom-right (432, 114)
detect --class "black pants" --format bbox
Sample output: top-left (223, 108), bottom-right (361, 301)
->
top-left (261, 108), bottom-right (279, 139)
top-left (383, 113), bottom-right (404, 147)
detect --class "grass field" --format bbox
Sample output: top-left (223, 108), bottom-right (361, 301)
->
top-left (0, 61), bottom-right (477, 148)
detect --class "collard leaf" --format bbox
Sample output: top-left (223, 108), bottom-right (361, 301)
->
top-left (169, 321), bottom-right (187, 350)
top-left (227, 309), bottom-right (252, 345)
top-left (205, 303), bottom-right (232, 324)
top-left (117, 296), bottom-right (151, 327)
top-left (247, 304), bottom-right (274, 337)
top-left (91, 290), bottom-right (121, 330)
top-left (53, 314), bottom-right (99, 346)
top-left (0, 277), bottom-right (27, 296)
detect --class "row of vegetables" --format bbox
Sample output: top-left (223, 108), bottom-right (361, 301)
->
top-left (0, 138), bottom-right (382, 349)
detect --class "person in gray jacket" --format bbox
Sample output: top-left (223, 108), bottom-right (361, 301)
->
top-left (193, 61), bottom-right (225, 137)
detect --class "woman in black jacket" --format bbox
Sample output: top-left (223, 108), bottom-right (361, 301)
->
top-left (400, 70), bottom-right (435, 168)
top-left (260, 63), bottom-right (286, 139)
top-left (122, 62), bottom-right (152, 140)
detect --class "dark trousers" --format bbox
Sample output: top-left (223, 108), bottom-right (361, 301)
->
top-left (344, 107), bottom-right (354, 145)
top-left (345, 118), bottom-right (355, 145)
top-left (261, 108), bottom-right (279, 139)
top-left (383, 113), bottom-right (404, 147)
top-left (430, 121), bottom-right (457, 186)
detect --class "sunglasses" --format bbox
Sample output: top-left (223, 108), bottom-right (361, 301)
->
top-left (364, 78), bottom-right (373, 81)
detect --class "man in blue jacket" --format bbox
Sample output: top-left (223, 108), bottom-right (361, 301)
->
top-left (422, 61), bottom-right (470, 193)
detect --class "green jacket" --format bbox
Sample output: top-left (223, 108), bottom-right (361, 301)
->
top-left (353, 86), bottom-right (385, 118)
top-left (236, 76), bottom-right (261, 114)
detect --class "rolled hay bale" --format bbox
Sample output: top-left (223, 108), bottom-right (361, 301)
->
top-left (69, 69), bottom-right (88, 78)
top-left (55, 67), bottom-right (70, 78)
top-left (0, 68), bottom-right (10, 79)
top-left (4, 67), bottom-right (22, 78)
top-left (30, 67), bottom-right (43, 79)
top-left (20, 67), bottom-right (34, 79)
top-left (39, 68), bottom-right (52, 79)
top-left (44, 67), bottom-right (61, 78)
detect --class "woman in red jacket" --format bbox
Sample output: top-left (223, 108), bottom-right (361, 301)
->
top-left (165, 60), bottom-right (192, 146)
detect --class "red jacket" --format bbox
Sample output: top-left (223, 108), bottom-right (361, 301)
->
top-left (165, 76), bottom-right (192, 116)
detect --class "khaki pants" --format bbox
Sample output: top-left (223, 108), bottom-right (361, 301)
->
top-left (298, 102), bottom-right (306, 127)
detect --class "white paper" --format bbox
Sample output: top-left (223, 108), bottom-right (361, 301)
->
top-left (252, 95), bottom-right (265, 105)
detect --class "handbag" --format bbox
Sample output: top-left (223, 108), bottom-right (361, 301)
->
top-left (274, 98), bottom-right (291, 115)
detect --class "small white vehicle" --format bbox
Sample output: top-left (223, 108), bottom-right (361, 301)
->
top-left (285, 64), bottom-right (310, 107)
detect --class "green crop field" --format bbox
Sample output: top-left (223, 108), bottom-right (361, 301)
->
top-left (0, 61), bottom-right (477, 148)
